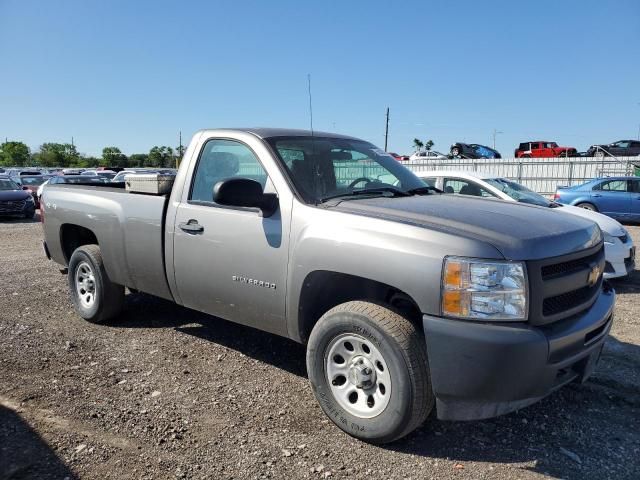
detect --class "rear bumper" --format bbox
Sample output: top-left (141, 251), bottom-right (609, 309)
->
top-left (423, 284), bottom-right (615, 421)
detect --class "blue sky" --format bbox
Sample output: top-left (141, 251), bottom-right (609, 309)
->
top-left (1, 0), bottom-right (639, 157)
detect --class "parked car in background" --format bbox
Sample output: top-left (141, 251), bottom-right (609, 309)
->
top-left (82, 169), bottom-right (117, 180)
top-left (389, 152), bottom-right (411, 162)
top-left (0, 175), bottom-right (36, 219)
top-left (16, 175), bottom-right (50, 208)
top-left (515, 141), bottom-right (577, 158)
top-left (587, 140), bottom-right (640, 158)
top-left (554, 177), bottom-right (640, 222)
top-left (409, 150), bottom-right (448, 161)
top-left (450, 143), bottom-right (501, 159)
top-left (416, 170), bottom-right (635, 279)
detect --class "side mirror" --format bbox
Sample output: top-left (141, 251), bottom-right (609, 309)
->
top-left (213, 178), bottom-right (278, 217)
top-left (22, 186), bottom-right (29, 190)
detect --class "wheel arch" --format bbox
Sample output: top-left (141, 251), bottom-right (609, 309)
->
top-left (295, 270), bottom-right (422, 344)
top-left (60, 223), bottom-right (99, 264)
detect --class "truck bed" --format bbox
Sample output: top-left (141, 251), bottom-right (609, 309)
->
top-left (42, 184), bottom-right (174, 301)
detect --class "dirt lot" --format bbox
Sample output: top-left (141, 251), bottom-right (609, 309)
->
top-left (1, 217), bottom-right (639, 480)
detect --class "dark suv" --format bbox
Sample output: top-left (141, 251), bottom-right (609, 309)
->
top-left (450, 143), bottom-right (501, 159)
top-left (587, 140), bottom-right (640, 158)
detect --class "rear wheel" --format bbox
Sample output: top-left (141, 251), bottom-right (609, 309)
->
top-left (576, 202), bottom-right (597, 212)
top-left (306, 301), bottom-right (433, 443)
top-left (68, 244), bottom-right (124, 323)
top-left (594, 150), bottom-right (606, 158)
top-left (451, 146), bottom-right (460, 157)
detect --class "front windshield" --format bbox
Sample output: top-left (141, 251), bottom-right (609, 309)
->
top-left (266, 136), bottom-right (428, 203)
top-left (0, 179), bottom-right (19, 191)
top-left (484, 178), bottom-right (551, 207)
top-left (20, 176), bottom-right (47, 186)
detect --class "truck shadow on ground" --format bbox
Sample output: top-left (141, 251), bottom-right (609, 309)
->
top-left (0, 405), bottom-right (78, 480)
top-left (110, 292), bottom-right (308, 378)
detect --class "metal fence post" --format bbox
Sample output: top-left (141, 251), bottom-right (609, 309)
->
top-left (568, 160), bottom-right (574, 185)
top-left (517, 161), bottom-right (523, 183)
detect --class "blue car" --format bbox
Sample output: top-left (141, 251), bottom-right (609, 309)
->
top-left (554, 176), bottom-right (640, 221)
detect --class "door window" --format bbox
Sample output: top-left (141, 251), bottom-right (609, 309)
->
top-left (190, 139), bottom-right (267, 203)
top-left (596, 180), bottom-right (628, 192)
top-left (443, 178), bottom-right (496, 197)
top-left (629, 179), bottom-right (640, 193)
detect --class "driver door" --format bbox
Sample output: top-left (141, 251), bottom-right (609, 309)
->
top-left (172, 138), bottom-right (291, 336)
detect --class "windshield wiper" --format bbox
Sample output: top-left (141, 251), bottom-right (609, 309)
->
top-left (320, 187), bottom-right (411, 203)
top-left (407, 185), bottom-right (442, 194)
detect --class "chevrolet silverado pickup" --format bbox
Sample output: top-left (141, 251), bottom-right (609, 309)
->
top-left (41, 128), bottom-right (615, 443)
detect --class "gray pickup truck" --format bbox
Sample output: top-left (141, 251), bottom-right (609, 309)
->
top-left (41, 128), bottom-right (615, 443)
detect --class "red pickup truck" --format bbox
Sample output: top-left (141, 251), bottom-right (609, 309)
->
top-left (515, 141), bottom-right (577, 158)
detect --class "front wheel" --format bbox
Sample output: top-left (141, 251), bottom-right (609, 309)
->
top-left (306, 301), bottom-right (433, 443)
top-left (68, 244), bottom-right (124, 323)
top-left (576, 202), bottom-right (597, 211)
top-left (451, 147), bottom-right (460, 157)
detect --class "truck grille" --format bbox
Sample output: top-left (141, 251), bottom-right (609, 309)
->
top-left (528, 244), bottom-right (605, 325)
top-left (0, 200), bottom-right (26, 213)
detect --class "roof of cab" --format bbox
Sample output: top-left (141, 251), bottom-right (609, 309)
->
top-left (196, 128), bottom-right (361, 141)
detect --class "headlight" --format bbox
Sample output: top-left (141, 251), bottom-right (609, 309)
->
top-left (442, 257), bottom-right (528, 321)
top-left (25, 195), bottom-right (34, 203)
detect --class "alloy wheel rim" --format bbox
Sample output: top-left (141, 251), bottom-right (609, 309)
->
top-left (325, 333), bottom-right (391, 418)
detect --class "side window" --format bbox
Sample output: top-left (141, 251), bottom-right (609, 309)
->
top-left (630, 180), bottom-right (640, 193)
top-left (190, 139), bottom-right (267, 203)
top-left (598, 180), bottom-right (628, 192)
top-left (443, 178), bottom-right (495, 197)
top-left (519, 143), bottom-right (528, 151)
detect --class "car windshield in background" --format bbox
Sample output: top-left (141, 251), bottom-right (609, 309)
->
top-left (0, 179), bottom-right (19, 190)
top-left (266, 136), bottom-right (428, 203)
top-left (484, 178), bottom-right (551, 207)
top-left (20, 176), bottom-right (48, 186)
top-left (54, 176), bottom-right (110, 184)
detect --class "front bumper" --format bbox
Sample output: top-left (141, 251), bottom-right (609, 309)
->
top-left (423, 284), bottom-right (615, 421)
top-left (604, 240), bottom-right (635, 279)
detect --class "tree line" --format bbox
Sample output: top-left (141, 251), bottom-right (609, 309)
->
top-left (0, 141), bottom-right (185, 169)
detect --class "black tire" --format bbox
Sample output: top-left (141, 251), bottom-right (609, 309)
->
top-left (68, 244), bottom-right (124, 323)
top-left (576, 202), bottom-right (598, 212)
top-left (451, 146), bottom-right (460, 157)
top-left (306, 301), bottom-right (433, 443)
top-left (522, 154), bottom-right (531, 158)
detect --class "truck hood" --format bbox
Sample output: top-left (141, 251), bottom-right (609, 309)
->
top-left (329, 194), bottom-right (602, 260)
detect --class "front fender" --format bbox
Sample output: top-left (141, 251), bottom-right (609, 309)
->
top-left (285, 204), bottom-right (503, 341)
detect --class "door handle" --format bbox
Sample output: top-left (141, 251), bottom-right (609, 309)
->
top-left (179, 220), bottom-right (204, 233)
top-left (592, 194), bottom-right (602, 197)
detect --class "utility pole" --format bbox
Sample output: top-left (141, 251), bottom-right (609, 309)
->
top-left (492, 129), bottom-right (503, 150)
top-left (177, 131), bottom-right (183, 168)
top-left (384, 107), bottom-right (390, 151)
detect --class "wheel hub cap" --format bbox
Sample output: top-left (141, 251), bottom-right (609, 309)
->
top-left (325, 333), bottom-right (391, 418)
top-left (75, 261), bottom-right (97, 308)
top-left (348, 356), bottom-right (376, 389)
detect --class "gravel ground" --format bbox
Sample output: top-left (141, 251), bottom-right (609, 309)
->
top-left (1, 216), bottom-right (639, 480)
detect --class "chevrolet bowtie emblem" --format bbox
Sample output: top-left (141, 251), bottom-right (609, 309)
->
top-left (587, 264), bottom-right (602, 287)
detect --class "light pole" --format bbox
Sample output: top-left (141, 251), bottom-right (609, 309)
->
top-left (492, 129), bottom-right (503, 150)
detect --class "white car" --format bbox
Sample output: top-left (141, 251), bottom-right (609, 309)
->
top-left (414, 170), bottom-right (635, 279)
top-left (408, 150), bottom-right (448, 162)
